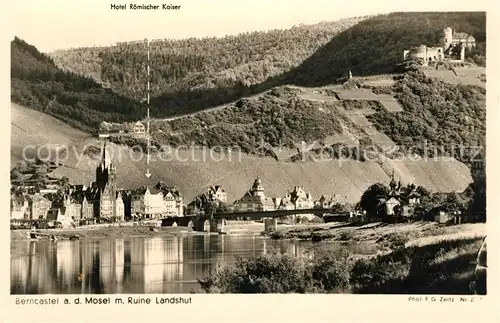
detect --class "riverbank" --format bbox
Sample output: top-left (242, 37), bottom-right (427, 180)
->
top-left (11, 220), bottom-right (485, 245)
top-left (199, 222), bottom-right (487, 294)
top-left (10, 221), bottom-right (266, 241)
top-left (265, 221), bottom-right (486, 245)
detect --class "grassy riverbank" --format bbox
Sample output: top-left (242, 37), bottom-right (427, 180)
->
top-left (266, 221), bottom-right (485, 244)
top-left (199, 223), bottom-right (486, 294)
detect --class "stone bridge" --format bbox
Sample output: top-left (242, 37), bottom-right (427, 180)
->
top-left (160, 208), bottom-right (349, 233)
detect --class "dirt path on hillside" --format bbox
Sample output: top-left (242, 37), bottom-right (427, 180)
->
top-left (156, 92), bottom-right (266, 122)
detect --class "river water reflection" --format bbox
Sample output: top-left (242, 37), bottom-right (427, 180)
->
top-left (11, 234), bottom-right (377, 294)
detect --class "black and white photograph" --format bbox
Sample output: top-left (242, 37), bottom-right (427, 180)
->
top-left (7, 0), bottom-right (488, 304)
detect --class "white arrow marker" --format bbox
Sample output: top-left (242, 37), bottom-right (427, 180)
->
top-left (145, 38), bottom-right (152, 179)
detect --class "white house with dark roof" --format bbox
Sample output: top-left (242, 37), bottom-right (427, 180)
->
top-left (131, 186), bottom-right (165, 218)
top-left (208, 185), bottom-right (227, 203)
top-left (234, 178), bottom-right (275, 212)
top-left (133, 121), bottom-right (146, 134)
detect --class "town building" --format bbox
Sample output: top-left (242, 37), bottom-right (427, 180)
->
top-left (317, 195), bottom-right (334, 208)
top-left (271, 197), bottom-right (282, 210)
top-left (278, 194), bottom-right (295, 210)
top-left (315, 194), bottom-right (350, 208)
top-left (377, 174), bottom-right (422, 219)
top-left (280, 186), bottom-right (314, 210)
top-left (132, 186), bottom-right (165, 218)
top-left (63, 194), bottom-right (82, 221)
top-left (10, 194), bottom-right (29, 220)
top-left (207, 185), bottom-right (227, 203)
top-left (187, 185), bottom-right (226, 214)
top-left (153, 181), bottom-right (185, 216)
top-left (279, 186), bottom-right (315, 219)
top-left (234, 178), bottom-right (275, 212)
top-left (116, 193), bottom-right (126, 221)
top-left (130, 184), bottom-right (184, 219)
top-left (133, 121), bottom-right (146, 135)
top-left (46, 207), bottom-right (74, 228)
top-left (27, 194), bottom-right (53, 220)
top-left (160, 188), bottom-right (184, 217)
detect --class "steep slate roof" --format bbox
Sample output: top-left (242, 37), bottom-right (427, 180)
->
top-left (134, 185), bottom-right (161, 195)
top-left (453, 32), bottom-right (474, 40)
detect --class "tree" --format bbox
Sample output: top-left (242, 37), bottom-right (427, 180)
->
top-left (359, 183), bottom-right (389, 218)
top-left (442, 192), bottom-right (469, 214)
top-left (329, 203), bottom-right (352, 213)
top-left (415, 185), bottom-right (430, 198)
top-left (216, 202), bottom-right (231, 213)
top-left (58, 176), bottom-right (70, 187)
top-left (10, 169), bottom-right (22, 180)
top-left (467, 165), bottom-right (486, 222)
top-left (204, 201), bottom-right (218, 216)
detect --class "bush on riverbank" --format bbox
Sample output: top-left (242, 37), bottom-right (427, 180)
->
top-left (351, 236), bottom-right (482, 294)
top-left (197, 249), bottom-right (351, 293)
top-left (198, 235), bottom-right (483, 294)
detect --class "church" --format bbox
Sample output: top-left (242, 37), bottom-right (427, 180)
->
top-left (89, 141), bottom-right (118, 219)
top-left (63, 141), bottom-right (125, 222)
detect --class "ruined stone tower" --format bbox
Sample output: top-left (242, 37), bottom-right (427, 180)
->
top-left (442, 27), bottom-right (453, 51)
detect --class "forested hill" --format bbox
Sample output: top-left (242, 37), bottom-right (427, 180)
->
top-left (13, 12), bottom-right (486, 130)
top-left (49, 16), bottom-right (369, 99)
top-left (288, 12), bottom-right (486, 87)
top-left (11, 37), bottom-right (145, 131)
top-left (48, 12), bottom-right (485, 120)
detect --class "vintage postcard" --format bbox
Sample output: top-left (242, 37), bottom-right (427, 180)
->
top-left (1, 0), bottom-right (497, 322)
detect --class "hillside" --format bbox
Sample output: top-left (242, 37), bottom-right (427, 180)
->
top-left (49, 139), bottom-right (472, 204)
top-left (46, 12), bottom-right (485, 121)
top-left (49, 17), bottom-right (369, 98)
top-left (288, 12), bottom-right (486, 87)
top-left (11, 37), bottom-right (145, 131)
top-left (11, 91), bottom-right (473, 204)
top-left (10, 13), bottom-right (485, 203)
top-left (104, 71), bottom-right (485, 167)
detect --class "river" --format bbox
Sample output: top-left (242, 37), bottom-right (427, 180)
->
top-left (11, 234), bottom-right (378, 294)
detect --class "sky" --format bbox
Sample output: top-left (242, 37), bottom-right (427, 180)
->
top-left (4, 0), bottom-right (491, 53)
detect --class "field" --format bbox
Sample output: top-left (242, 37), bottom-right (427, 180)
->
top-left (422, 67), bottom-right (486, 88)
top-left (295, 83), bottom-right (402, 149)
top-left (266, 221), bottom-right (485, 243)
top-left (10, 103), bottom-right (91, 167)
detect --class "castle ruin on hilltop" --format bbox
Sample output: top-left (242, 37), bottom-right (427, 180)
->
top-left (403, 27), bottom-right (476, 67)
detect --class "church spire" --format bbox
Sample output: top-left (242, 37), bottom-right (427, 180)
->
top-left (389, 171), bottom-right (397, 191)
top-left (100, 140), bottom-right (110, 169)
